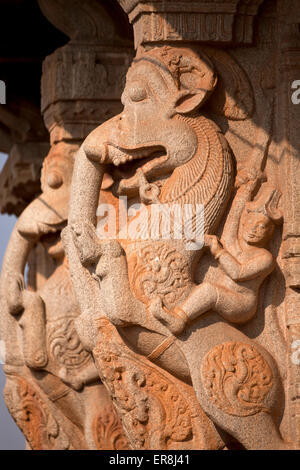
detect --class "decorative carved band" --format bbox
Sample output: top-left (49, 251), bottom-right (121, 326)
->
top-left (118, 0), bottom-right (265, 47)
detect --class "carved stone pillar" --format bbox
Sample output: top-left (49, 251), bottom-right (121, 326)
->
top-left (0, 0), bottom-right (132, 450)
top-left (61, 0), bottom-right (297, 451)
top-left (276, 0), bottom-right (300, 446)
top-left (2, 0), bottom-right (299, 451)
top-left (118, 0), bottom-right (265, 48)
top-left (0, 102), bottom-right (49, 216)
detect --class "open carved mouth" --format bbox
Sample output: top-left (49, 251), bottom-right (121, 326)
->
top-left (39, 223), bottom-right (65, 244)
top-left (39, 222), bottom-right (67, 257)
top-left (39, 222), bottom-right (66, 245)
top-left (108, 145), bottom-right (168, 196)
top-left (37, 220), bottom-right (66, 237)
top-left (113, 149), bottom-right (165, 176)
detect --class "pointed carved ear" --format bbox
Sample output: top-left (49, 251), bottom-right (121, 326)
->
top-left (202, 46), bottom-right (254, 120)
top-left (175, 88), bottom-right (213, 114)
top-left (143, 47), bottom-right (218, 114)
top-left (167, 48), bottom-right (217, 115)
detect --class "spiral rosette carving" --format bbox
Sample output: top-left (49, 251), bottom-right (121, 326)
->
top-left (4, 376), bottom-right (70, 450)
top-left (92, 405), bottom-right (129, 450)
top-left (93, 319), bottom-right (223, 450)
top-left (47, 318), bottom-right (90, 369)
top-left (201, 342), bottom-right (274, 417)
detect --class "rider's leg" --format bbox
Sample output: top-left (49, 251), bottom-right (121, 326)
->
top-left (150, 283), bottom-right (218, 335)
top-left (178, 282), bottom-right (218, 321)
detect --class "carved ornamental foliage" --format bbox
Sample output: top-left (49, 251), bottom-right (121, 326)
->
top-left (93, 319), bottom-right (223, 450)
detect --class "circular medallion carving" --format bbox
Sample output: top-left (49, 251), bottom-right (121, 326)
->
top-left (201, 341), bottom-right (273, 417)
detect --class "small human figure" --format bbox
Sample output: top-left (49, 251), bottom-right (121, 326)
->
top-left (151, 179), bottom-right (283, 335)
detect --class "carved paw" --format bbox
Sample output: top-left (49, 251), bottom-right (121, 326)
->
top-left (6, 272), bottom-right (25, 316)
top-left (70, 221), bottom-right (102, 267)
top-left (24, 349), bottom-right (48, 370)
top-left (235, 168), bottom-right (261, 189)
top-left (204, 235), bottom-right (223, 257)
top-left (58, 367), bottom-right (83, 391)
top-left (94, 240), bottom-right (123, 279)
top-left (149, 297), bottom-right (186, 336)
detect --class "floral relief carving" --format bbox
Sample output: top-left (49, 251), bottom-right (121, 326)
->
top-left (128, 242), bottom-right (191, 310)
top-left (48, 318), bottom-right (91, 370)
top-left (92, 404), bottom-right (129, 450)
top-left (93, 319), bottom-right (223, 450)
top-left (4, 376), bottom-right (71, 450)
top-left (201, 342), bottom-right (274, 417)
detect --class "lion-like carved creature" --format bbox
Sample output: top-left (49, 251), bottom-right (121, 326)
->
top-left (63, 47), bottom-right (291, 449)
top-left (0, 142), bottom-right (127, 450)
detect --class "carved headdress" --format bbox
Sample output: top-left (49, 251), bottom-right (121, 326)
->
top-left (246, 183), bottom-right (283, 225)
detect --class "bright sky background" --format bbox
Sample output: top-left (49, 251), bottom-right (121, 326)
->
top-left (0, 152), bottom-right (25, 449)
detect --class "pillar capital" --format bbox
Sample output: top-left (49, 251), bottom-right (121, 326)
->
top-left (118, 0), bottom-right (265, 48)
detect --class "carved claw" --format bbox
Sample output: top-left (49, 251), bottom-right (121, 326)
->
top-left (204, 235), bottom-right (223, 257)
top-left (70, 221), bottom-right (102, 267)
top-left (94, 240), bottom-right (123, 279)
top-left (58, 361), bottom-right (100, 391)
top-left (148, 296), bottom-right (187, 336)
top-left (18, 291), bottom-right (48, 369)
top-left (58, 367), bottom-right (83, 391)
top-left (235, 168), bottom-right (265, 190)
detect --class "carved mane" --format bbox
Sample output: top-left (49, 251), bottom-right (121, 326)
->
top-left (160, 114), bottom-right (234, 237)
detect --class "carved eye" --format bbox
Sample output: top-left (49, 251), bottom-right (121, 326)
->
top-left (129, 84), bottom-right (148, 102)
top-left (47, 171), bottom-right (63, 189)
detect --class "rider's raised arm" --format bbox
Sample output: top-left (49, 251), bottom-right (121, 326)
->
top-left (217, 249), bottom-right (274, 282)
top-left (221, 180), bottom-right (256, 253)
